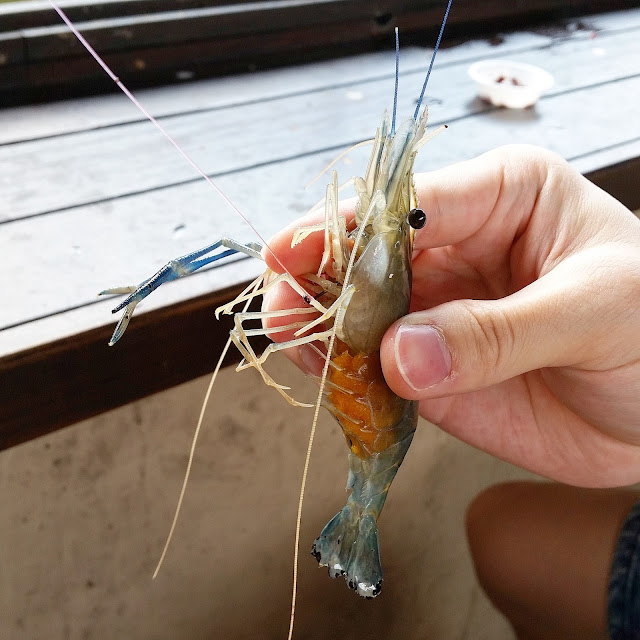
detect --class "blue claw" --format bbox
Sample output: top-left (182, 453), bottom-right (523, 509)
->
top-left (108, 302), bottom-right (137, 346)
top-left (99, 239), bottom-right (262, 345)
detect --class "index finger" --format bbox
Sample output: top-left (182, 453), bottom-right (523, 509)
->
top-left (412, 145), bottom-right (552, 250)
top-left (264, 144), bottom-right (554, 273)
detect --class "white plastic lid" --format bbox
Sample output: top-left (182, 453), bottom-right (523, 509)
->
top-left (468, 59), bottom-right (554, 109)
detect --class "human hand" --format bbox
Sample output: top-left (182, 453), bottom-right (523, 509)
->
top-left (264, 145), bottom-right (640, 487)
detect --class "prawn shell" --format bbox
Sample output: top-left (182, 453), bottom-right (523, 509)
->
top-left (339, 226), bottom-right (412, 355)
top-left (327, 344), bottom-right (411, 459)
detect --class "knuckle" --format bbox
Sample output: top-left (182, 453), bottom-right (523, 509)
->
top-left (492, 144), bottom-right (570, 189)
top-left (494, 143), bottom-right (565, 168)
top-left (458, 300), bottom-right (516, 377)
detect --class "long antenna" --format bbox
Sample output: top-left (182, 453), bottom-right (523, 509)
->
top-left (391, 27), bottom-right (400, 135)
top-left (413, 0), bottom-right (454, 120)
top-left (47, 1), bottom-right (289, 275)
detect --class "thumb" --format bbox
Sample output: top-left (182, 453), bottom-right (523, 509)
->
top-left (380, 247), bottom-right (640, 399)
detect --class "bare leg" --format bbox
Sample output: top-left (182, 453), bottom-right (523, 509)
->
top-left (466, 481), bottom-right (640, 640)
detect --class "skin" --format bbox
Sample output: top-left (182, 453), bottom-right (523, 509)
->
top-left (465, 481), bottom-right (640, 640)
top-left (263, 144), bottom-right (640, 638)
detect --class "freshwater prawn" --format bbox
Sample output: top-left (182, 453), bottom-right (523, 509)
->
top-left (49, 0), bottom-right (453, 635)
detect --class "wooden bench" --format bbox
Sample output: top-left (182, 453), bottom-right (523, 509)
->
top-left (2, 7), bottom-right (640, 450)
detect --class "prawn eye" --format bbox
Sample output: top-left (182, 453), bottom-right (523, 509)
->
top-left (408, 208), bottom-right (426, 229)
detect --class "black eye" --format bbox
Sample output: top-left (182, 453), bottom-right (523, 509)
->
top-left (408, 208), bottom-right (426, 229)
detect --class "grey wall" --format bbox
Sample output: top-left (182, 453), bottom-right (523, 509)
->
top-left (1, 356), bottom-right (533, 640)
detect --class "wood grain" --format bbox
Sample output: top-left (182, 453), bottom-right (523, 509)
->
top-left (3, 0), bottom-right (639, 99)
top-left (4, 23), bottom-right (640, 223)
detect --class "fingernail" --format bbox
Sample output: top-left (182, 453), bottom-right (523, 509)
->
top-left (298, 344), bottom-right (325, 377)
top-left (395, 325), bottom-right (451, 390)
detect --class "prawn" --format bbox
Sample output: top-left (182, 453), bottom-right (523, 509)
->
top-left (48, 0), bottom-right (453, 636)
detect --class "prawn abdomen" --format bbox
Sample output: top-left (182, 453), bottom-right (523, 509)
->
top-left (311, 425), bottom-right (416, 597)
top-left (317, 343), bottom-right (418, 596)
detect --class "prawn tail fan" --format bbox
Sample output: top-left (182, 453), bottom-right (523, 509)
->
top-left (311, 430), bottom-right (415, 598)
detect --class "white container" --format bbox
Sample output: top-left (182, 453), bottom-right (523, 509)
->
top-left (468, 59), bottom-right (554, 109)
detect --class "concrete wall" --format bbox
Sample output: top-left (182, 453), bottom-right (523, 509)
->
top-left (1, 356), bottom-right (534, 640)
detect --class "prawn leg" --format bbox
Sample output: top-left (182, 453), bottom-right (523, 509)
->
top-left (99, 238), bottom-right (262, 345)
top-left (223, 286), bottom-right (355, 407)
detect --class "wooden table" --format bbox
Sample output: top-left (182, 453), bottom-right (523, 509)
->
top-left (2, 7), bottom-right (640, 450)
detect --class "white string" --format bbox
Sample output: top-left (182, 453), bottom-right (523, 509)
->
top-left (47, 1), bottom-right (289, 276)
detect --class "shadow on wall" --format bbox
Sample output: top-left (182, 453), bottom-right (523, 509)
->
top-left (0, 355), bottom-right (532, 639)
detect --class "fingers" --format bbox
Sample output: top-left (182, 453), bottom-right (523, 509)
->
top-left (411, 145), bottom-right (561, 250)
top-left (264, 144), bottom-right (563, 274)
top-left (381, 245), bottom-right (640, 400)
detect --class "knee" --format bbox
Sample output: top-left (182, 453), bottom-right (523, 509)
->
top-left (465, 482), bottom-right (529, 605)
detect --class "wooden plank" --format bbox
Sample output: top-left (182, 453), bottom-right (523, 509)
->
top-left (0, 280), bottom-right (269, 451)
top-left (0, 254), bottom-right (264, 355)
top-left (23, 2), bottom-right (381, 61)
top-left (3, 72), bottom-right (640, 338)
top-left (0, 15), bottom-right (406, 97)
top-left (6, 0), bottom-right (633, 143)
top-left (3, 24), bottom-right (640, 222)
top-left (430, 75), bottom-right (640, 169)
top-left (3, 6), bottom-right (640, 141)
top-left (0, 1), bottom-right (272, 31)
top-left (0, 31), bottom-right (25, 67)
top-left (8, 0), bottom-right (640, 147)
top-left (0, 33), bottom-right (551, 145)
top-left (3, 0), bottom-right (435, 32)
top-left (5, 0), bottom-right (636, 38)
top-left (585, 152), bottom-right (640, 212)
top-left (5, 0), bottom-right (640, 30)
top-left (3, 1), bottom-right (640, 98)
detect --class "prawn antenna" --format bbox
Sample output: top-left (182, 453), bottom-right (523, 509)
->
top-left (391, 27), bottom-right (400, 135)
top-left (152, 278), bottom-right (260, 579)
top-left (413, 0), bottom-right (454, 121)
top-left (47, 0), bottom-right (290, 276)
